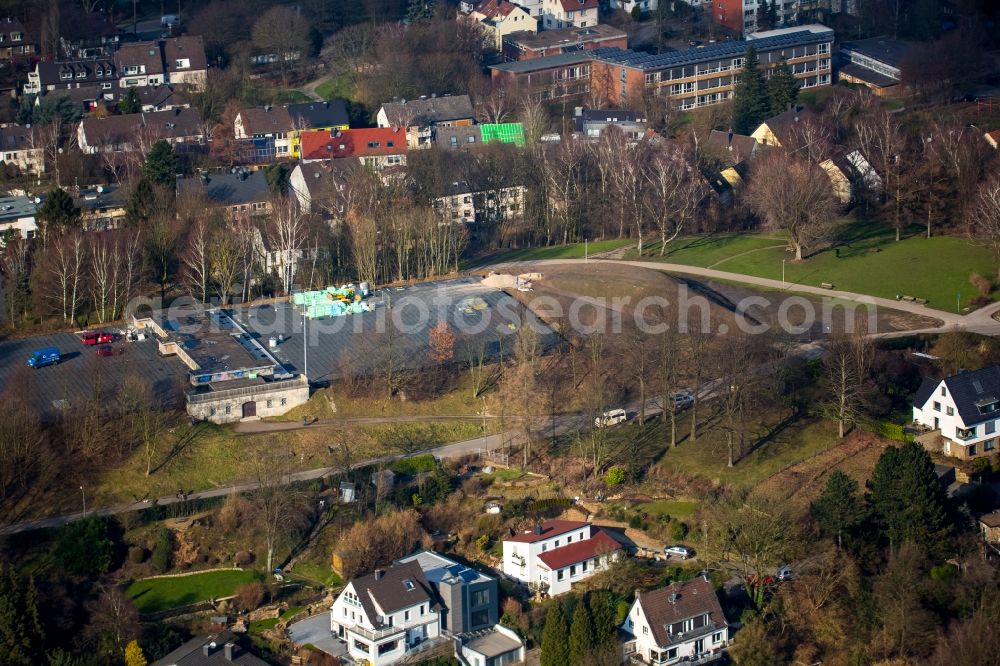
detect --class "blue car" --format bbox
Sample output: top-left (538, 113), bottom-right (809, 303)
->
top-left (27, 347), bottom-right (60, 368)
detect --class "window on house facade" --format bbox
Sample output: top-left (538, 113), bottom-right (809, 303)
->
top-left (987, 439), bottom-right (996, 451)
top-left (947, 406), bottom-right (954, 416)
top-left (266, 399), bottom-right (273, 408)
top-left (225, 405), bottom-right (231, 414)
top-left (404, 610), bottom-right (410, 621)
top-left (353, 639), bottom-right (369, 653)
top-left (281, 398), bottom-right (287, 406)
top-left (713, 632), bottom-right (723, 643)
top-left (933, 402), bottom-right (941, 411)
top-left (471, 589), bottom-right (489, 606)
top-left (377, 640), bottom-right (397, 656)
top-left (569, 565), bottom-right (577, 576)
top-left (557, 569), bottom-right (564, 581)
top-left (970, 444), bottom-right (977, 456)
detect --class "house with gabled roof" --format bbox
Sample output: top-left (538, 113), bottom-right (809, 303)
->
top-left (377, 95), bottom-right (476, 149)
top-left (465, 0), bottom-right (538, 50)
top-left (621, 576), bottom-right (730, 665)
top-left (330, 560), bottom-right (444, 666)
top-left (749, 105), bottom-right (819, 148)
top-left (299, 127), bottom-right (408, 169)
top-left (502, 519), bottom-right (622, 596)
top-left (913, 366), bottom-right (1000, 460)
top-left (542, 0), bottom-right (599, 29)
top-left (0, 125), bottom-right (44, 174)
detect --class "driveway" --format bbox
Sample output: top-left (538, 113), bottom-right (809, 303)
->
top-left (288, 614), bottom-right (346, 658)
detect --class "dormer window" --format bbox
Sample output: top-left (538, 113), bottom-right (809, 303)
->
top-left (403, 579), bottom-right (415, 591)
top-left (175, 58), bottom-right (190, 69)
top-left (11, 32), bottom-right (20, 41)
top-left (76, 70), bottom-right (86, 78)
top-left (977, 399), bottom-right (998, 415)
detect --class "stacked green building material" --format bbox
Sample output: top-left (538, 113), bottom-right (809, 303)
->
top-left (480, 123), bottom-right (526, 147)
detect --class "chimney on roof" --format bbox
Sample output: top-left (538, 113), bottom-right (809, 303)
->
top-left (202, 641), bottom-right (217, 656)
top-left (374, 569), bottom-right (385, 580)
top-left (533, 523), bottom-right (542, 535)
top-left (574, 106), bottom-right (583, 117)
top-left (224, 642), bottom-right (237, 661)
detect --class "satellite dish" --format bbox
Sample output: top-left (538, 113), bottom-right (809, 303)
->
top-left (96, 185), bottom-right (104, 193)
top-left (33, 196), bottom-right (40, 204)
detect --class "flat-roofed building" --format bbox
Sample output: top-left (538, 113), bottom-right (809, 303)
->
top-left (502, 23), bottom-right (627, 61)
top-left (838, 36), bottom-right (912, 96)
top-left (489, 51), bottom-right (595, 102)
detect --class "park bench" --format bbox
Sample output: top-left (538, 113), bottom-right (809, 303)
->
top-left (820, 282), bottom-right (834, 289)
top-left (901, 295), bottom-right (916, 302)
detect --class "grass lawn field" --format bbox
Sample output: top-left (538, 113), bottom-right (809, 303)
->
top-left (637, 499), bottom-right (701, 519)
top-left (248, 606), bottom-right (306, 634)
top-left (315, 73), bottom-right (354, 101)
top-left (127, 569), bottom-right (262, 614)
top-left (468, 239), bottom-right (634, 267)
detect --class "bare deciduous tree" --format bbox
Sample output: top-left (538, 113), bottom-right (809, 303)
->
top-left (181, 217), bottom-right (211, 303)
top-left (822, 325), bottom-right (874, 438)
top-left (268, 198), bottom-right (307, 293)
top-left (644, 145), bottom-right (702, 255)
top-left (48, 232), bottom-right (86, 323)
top-left (248, 443), bottom-right (310, 574)
top-left (747, 150), bottom-right (836, 260)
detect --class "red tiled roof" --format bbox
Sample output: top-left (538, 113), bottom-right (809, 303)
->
top-left (537, 529), bottom-right (620, 569)
top-left (558, 0), bottom-right (598, 12)
top-left (300, 127), bottom-right (408, 161)
top-left (506, 520), bottom-right (589, 544)
top-left (476, 0), bottom-right (521, 18)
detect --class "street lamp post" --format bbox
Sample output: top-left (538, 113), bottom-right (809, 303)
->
top-left (782, 259), bottom-right (786, 289)
top-left (79, 485), bottom-right (86, 514)
top-left (585, 238), bottom-right (588, 261)
top-left (302, 311), bottom-right (308, 380)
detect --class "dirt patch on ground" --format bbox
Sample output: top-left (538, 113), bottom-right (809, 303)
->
top-left (752, 431), bottom-right (890, 514)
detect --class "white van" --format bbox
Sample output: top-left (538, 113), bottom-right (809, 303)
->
top-left (595, 408), bottom-right (627, 428)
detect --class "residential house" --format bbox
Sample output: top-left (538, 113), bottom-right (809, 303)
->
top-left (712, 0), bottom-right (804, 35)
top-left (25, 36), bottom-right (207, 96)
top-left (434, 179), bottom-right (526, 227)
top-left (621, 576), bottom-right (730, 665)
top-left (329, 550), bottom-right (524, 666)
top-left (980, 510), bottom-right (1000, 545)
top-left (115, 36), bottom-right (208, 90)
top-left (0, 125), bottom-right (44, 174)
top-left (299, 128), bottom-right (408, 170)
top-left (59, 12), bottom-right (121, 58)
top-left (819, 158), bottom-right (853, 204)
top-left (541, 0), bottom-right (599, 29)
top-left (74, 185), bottom-right (127, 230)
top-left (703, 129), bottom-right (758, 166)
top-left (912, 366), bottom-right (1000, 460)
top-left (433, 125), bottom-right (484, 151)
top-left (0, 195), bottom-right (37, 241)
top-left (749, 105), bottom-right (819, 147)
top-left (502, 519), bottom-right (622, 596)
top-left (24, 57), bottom-right (117, 95)
top-left (77, 108), bottom-right (205, 154)
top-left (234, 106), bottom-right (294, 161)
top-left (330, 560), bottom-right (443, 666)
top-left (502, 24), bottom-right (627, 62)
top-left (287, 100), bottom-right (350, 157)
top-left (465, 0), bottom-right (538, 50)
top-left (135, 84), bottom-right (190, 112)
top-left (289, 160), bottom-right (354, 217)
top-left (838, 36), bottom-right (911, 97)
top-left (150, 630), bottom-right (270, 665)
top-left (0, 18), bottom-right (36, 60)
top-left (176, 170), bottom-right (273, 218)
top-left (573, 106), bottom-right (647, 139)
top-left (377, 95), bottom-right (476, 149)
top-left (235, 101), bottom-right (351, 162)
top-left (612, 0), bottom-right (659, 13)
top-left (40, 85), bottom-right (118, 115)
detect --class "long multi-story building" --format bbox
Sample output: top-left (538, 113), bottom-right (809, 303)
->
top-left (491, 26), bottom-right (833, 109)
top-left (712, 0), bottom-right (803, 35)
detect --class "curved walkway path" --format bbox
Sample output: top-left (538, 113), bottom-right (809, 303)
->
top-left (489, 258), bottom-right (1000, 336)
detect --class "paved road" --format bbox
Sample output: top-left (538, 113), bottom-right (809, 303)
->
top-left (488, 258), bottom-right (1000, 336)
top-left (234, 414), bottom-right (518, 434)
top-left (298, 73), bottom-right (333, 102)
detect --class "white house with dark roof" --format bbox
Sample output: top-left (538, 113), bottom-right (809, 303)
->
top-left (502, 519), bottom-right (621, 596)
top-left (913, 366), bottom-right (1000, 460)
top-left (621, 576), bottom-right (729, 665)
top-left (330, 560), bottom-right (443, 666)
top-left (376, 95), bottom-right (476, 149)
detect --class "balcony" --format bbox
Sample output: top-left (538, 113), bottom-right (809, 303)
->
top-left (347, 623), bottom-right (405, 641)
top-left (629, 648), bottom-right (727, 666)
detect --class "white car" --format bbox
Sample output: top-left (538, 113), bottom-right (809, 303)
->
top-left (595, 408), bottom-right (627, 428)
top-left (664, 545), bottom-right (692, 559)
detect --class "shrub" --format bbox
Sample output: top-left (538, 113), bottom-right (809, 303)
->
top-left (671, 522), bottom-right (689, 541)
top-left (970, 272), bottom-right (993, 297)
top-left (930, 563), bottom-right (958, 582)
top-left (218, 493), bottom-right (251, 532)
top-left (54, 516), bottom-right (117, 576)
top-left (151, 528), bottom-right (173, 573)
top-left (604, 467), bottom-right (627, 487)
top-left (475, 534), bottom-right (490, 552)
top-left (391, 454), bottom-right (438, 476)
top-left (235, 581), bottom-right (267, 611)
top-left (972, 456), bottom-right (992, 471)
top-left (234, 551), bottom-right (255, 566)
top-left (526, 497), bottom-right (573, 517)
top-left (627, 514), bottom-right (644, 529)
top-left (128, 546), bottom-right (146, 564)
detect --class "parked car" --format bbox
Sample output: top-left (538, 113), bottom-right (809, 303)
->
top-left (27, 347), bottom-right (60, 368)
top-left (672, 390), bottom-right (694, 410)
top-left (96, 344), bottom-right (123, 357)
top-left (777, 565), bottom-right (793, 582)
top-left (595, 408), bottom-right (627, 428)
top-left (81, 331), bottom-right (113, 345)
top-left (664, 545), bottom-right (692, 559)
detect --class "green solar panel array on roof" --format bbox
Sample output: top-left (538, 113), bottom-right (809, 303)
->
top-left (480, 123), bottom-right (526, 147)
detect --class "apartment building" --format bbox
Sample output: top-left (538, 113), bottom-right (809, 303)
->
top-left (490, 51), bottom-right (595, 101)
top-left (590, 26), bottom-right (833, 109)
top-left (501, 24), bottom-right (627, 62)
top-left (712, 0), bottom-right (802, 35)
